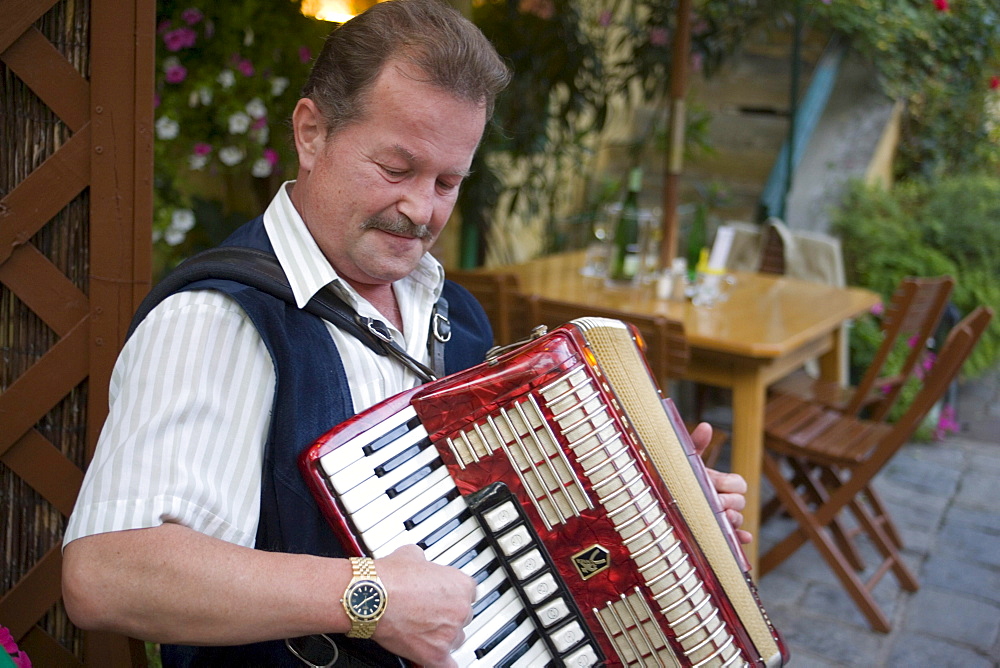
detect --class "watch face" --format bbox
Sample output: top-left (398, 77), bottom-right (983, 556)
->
top-left (348, 581), bottom-right (385, 620)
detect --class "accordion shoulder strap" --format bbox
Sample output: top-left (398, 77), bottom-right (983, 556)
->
top-left (129, 246), bottom-right (444, 382)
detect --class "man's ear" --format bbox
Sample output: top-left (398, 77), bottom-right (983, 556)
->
top-left (292, 98), bottom-right (324, 172)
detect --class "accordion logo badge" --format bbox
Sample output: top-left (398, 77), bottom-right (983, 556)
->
top-left (571, 544), bottom-right (610, 580)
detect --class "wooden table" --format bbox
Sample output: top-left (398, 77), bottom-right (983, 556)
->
top-left (486, 251), bottom-right (879, 571)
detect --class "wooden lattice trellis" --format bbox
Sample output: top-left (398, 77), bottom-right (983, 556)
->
top-left (1, 0), bottom-right (153, 665)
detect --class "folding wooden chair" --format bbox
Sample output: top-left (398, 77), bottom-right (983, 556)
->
top-left (447, 270), bottom-right (521, 346)
top-left (760, 306), bottom-right (993, 632)
top-left (770, 275), bottom-right (955, 422)
top-left (516, 294), bottom-right (728, 465)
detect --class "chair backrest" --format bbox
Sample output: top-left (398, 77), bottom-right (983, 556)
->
top-left (853, 275), bottom-right (955, 419)
top-left (867, 306), bottom-right (993, 473)
top-left (447, 270), bottom-right (520, 346)
top-left (757, 222), bottom-right (787, 275)
top-left (516, 293), bottom-right (689, 383)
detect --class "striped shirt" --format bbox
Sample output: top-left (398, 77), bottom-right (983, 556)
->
top-left (64, 182), bottom-right (445, 548)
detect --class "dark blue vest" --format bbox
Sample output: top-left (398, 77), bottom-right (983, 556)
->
top-left (152, 217), bottom-right (493, 667)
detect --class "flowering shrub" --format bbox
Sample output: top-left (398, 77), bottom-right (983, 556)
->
top-left (0, 626), bottom-right (30, 668)
top-left (814, 0), bottom-right (1000, 178)
top-left (153, 1), bottom-right (327, 269)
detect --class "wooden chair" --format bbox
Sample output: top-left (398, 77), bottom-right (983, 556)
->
top-left (757, 221), bottom-right (787, 275)
top-left (760, 306), bottom-right (993, 632)
top-left (447, 270), bottom-right (521, 346)
top-left (516, 293), bottom-right (728, 465)
top-left (769, 275), bottom-right (955, 422)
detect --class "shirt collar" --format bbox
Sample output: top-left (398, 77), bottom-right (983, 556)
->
top-left (263, 181), bottom-right (445, 309)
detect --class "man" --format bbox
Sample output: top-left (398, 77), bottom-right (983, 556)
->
top-left (62, 1), bottom-right (749, 666)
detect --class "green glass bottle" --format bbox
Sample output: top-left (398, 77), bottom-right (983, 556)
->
top-left (686, 202), bottom-right (707, 283)
top-left (608, 167), bottom-right (643, 283)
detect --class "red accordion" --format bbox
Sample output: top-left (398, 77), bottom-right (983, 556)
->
top-left (300, 318), bottom-right (788, 667)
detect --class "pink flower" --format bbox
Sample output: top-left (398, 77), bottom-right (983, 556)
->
top-left (991, 75), bottom-right (1000, 90)
top-left (299, 46), bottom-right (313, 64)
top-left (934, 0), bottom-right (949, 11)
top-left (237, 58), bottom-right (255, 77)
top-left (165, 64), bottom-right (188, 84)
top-left (0, 626), bottom-right (31, 668)
top-left (870, 301), bottom-right (885, 317)
top-left (181, 8), bottom-right (204, 25)
top-left (907, 335), bottom-right (920, 348)
top-left (934, 404), bottom-right (960, 440)
top-left (263, 147), bottom-right (280, 166)
top-left (163, 27), bottom-right (197, 52)
top-left (649, 27), bottom-right (669, 47)
top-left (598, 10), bottom-right (613, 27)
top-left (157, 19), bottom-right (172, 34)
top-left (193, 142), bottom-right (213, 156)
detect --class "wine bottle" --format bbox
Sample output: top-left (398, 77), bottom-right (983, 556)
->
top-left (608, 166), bottom-right (643, 283)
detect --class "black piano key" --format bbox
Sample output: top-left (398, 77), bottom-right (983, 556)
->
top-left (448, 539), bottom-right (487, 570)
top-left (416, 510), bottom-right (471, 551)
top-left (363, 415), bottom-right (423, 456)
top-left (471, 580), bottom-right (510, 618)
top-left (475, 611), bottom-right (528, 659)
top-left (472, 559), bottom-right (500, 585)
top-left (386, 460), bottom-right (441, 499)
top-left (375, 439), bottom-right (431, 477)
top-left (404, 489), bottom-right (461, 531)
top-left (495, 632), bottom-right (542, 668)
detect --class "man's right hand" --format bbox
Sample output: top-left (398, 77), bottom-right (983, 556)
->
top-left (371, 544), bottom-right (477, 668)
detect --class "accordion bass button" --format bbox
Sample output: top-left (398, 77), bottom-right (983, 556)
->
top-left (535, 596), bottom-right (570, 627)
top-left (482, 501), bottom-right (519, 532)
top-left (551, 620), bottom-right (585, 652)
top-left (509, 548), bottom-right (544, 580)
top-left (496, 525), bottom-right (531, 556)
top-left (562, 643), bottom-right (599, 667)
top-left (523, 572), bottom-right (557, 604)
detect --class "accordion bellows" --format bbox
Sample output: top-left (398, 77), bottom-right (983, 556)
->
top-left (301, 317), bottom-right (787, 667)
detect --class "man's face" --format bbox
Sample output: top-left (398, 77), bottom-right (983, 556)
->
top-left (291, 62), bottom-right (487, 290)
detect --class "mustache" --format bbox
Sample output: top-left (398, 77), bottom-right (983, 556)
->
top-left (361, 214), bottom-right (431, 240)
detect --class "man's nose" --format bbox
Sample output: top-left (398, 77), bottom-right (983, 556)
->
top-left (397, 181), bottom-right (435, 227)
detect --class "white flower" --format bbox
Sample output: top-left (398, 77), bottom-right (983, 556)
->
top-left (218, 146), bottom-right (245, 166)
top-left (270, 76), bottom-right (289, 97)
top-left (164, 227), bottom-right (186, 246)
top-left (170, 208), bottom-right (196, 232)
top-left (251, 158), bottom-right (273, 178)
top-left (162, 56), bottom-right (181, 73)
top-left (228, 111), bottom-right (251, 134)
top-left (250, 125), bottom-right (270, 145)
top-left (155, 116), bottom-right (180, 140)
top-left (243, 28), bottom-right (255, 46)
top-left (246, 97), bottom-right (267, 119)
top-left (198, 86), bottom-right (213, 105)
top-left (152, 228), bottom-right (162, 243)
top-left (188, 154), bottom-right (209, 170)
top-left (217, 69), bottom-right (235, 89)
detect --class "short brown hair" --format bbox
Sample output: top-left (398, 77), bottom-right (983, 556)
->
top-left (302, 0), bottom-right (511, 136)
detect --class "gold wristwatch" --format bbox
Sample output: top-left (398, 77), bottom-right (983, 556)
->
top-left (341, 557), bottom-right (388, 639)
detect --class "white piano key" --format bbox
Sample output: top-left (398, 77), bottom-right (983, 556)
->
top-left (326, 420), bottom-right (429, 495)
top-left (319, 405), bottom-right (418, 477)
top-left (338, 442), bottom-right (441, 514)
top-left (426, 517), bottom-right (486, 564)
top-left (464, 587), bottom-right (520, 640)
top-left (496, 524), bottom-right (532, 557)
top-left (351, 464), bottom-right (451, 533)
top-left (361, 474), bottom-right (457, 550)
top-left (458, 547), bottom-right (497, 581)
top-left (473, 564), bottom-right (509, 604)
top-left (370, 494), bottom-right (468, 557)
top-left (509, 637), bottom-right (553, 668)
top-left (470, 615), bottom-right (536, 668)
top-left (452, 595), bottom-right (525, 666)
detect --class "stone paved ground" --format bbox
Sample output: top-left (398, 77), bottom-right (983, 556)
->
top-left (751, 366), bottom-right (1000, 667)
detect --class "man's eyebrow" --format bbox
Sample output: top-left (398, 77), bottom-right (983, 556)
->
top-left (389, 144), bottom-right (472, 178)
